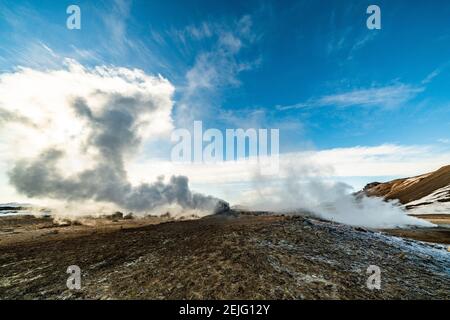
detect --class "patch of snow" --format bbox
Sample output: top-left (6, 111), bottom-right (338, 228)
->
top-left (406, 185), bottom-right (450, 215)
top-left (400, 173), bottom-right (430, 189)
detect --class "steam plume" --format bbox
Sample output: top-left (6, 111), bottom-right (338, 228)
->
top-left (246, 162), bottom-right (434, 228)
top-left (0, 60), bottom-right (225, 214)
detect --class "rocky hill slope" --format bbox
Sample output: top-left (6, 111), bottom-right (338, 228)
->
top-left (362, 165), bottom-right (450, 215)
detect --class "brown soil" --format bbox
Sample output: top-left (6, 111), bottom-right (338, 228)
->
top-left (414, 214), bottom-right (450, 225)
top-left (0, 214), bottom-right (171, 247)
top-left (384, 227), bottom-right (450, 245)
top-left (0, 213), bottom-right (448, 300)
top-left (384, 214), bottom-right (450, 244)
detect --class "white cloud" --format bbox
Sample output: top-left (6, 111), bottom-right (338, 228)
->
top-left (0, 59), bottom-right (174, 177)
top-left (0, 59), bottom-right (228, 214)
top-left (277, 84), bottom-right (424, 110)
top-left (175, 16), bottom-right (261, 126)
top-left (421, 63), bottom-right (449, 85)
top-left (185, 22), bottom-right (214, 40)
top-left (125, 143), bottom-right (450, 205)
top-left (422, 69), bottom-right (441, 85)
top-left (100, 0), bottom-right (131, 55)
top-left (184, 19), bottom-right (256, 94)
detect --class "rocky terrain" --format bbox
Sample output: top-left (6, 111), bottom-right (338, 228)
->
top-left (362, 165), bottom-right (450, 215)
top-left (0, 212), bottom-right (448, 300)
top-left (357, 165), bottom-right (450, 244)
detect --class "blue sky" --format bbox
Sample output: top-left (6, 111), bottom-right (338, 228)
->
top-left (2, 0), bottom-right (450, 151)
top-left (1, 0), bottom-right (450, 203)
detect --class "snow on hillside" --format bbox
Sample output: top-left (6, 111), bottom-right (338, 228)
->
top-left (406, 185), bottom-right (450, 215)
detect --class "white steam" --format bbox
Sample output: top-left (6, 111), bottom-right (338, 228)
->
top-left (244, 162), bottom-right (434, 228)
top-left (0, 59), bottom-right (226, 216)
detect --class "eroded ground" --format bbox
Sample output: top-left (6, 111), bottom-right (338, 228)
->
top-left (0, 213), bottom-right (449, 299)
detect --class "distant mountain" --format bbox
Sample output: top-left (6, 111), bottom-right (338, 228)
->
top-left (0, 202), bottom-right (32, 215)
top-left (0, 202), bottom-right (31, 208)
top-left (362, 165), bottom-right (450, 215)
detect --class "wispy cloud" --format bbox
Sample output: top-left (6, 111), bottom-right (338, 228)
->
top-left (325, 7), bottom-right (379, 60)
top-left (175, 15), bottom-right (262, 125)
top-left (421, 62), bottom-right (450, 84)
top-left (277, 84), bottom-right (424, 111)
top-left (347, 32), bottom-right (378, 60)
top-left (216, 107), bottom-right (303, 132)
top-left (100, 0), bottom-right (132, 56)
top-left (438, 138), bottom-right (450, 144)
top-left (170, 14), bottom-right (259, 93)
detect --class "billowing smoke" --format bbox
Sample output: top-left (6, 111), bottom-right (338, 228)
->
top-left (0, 59), bottom-right (226, 215)
top-left (9, 153), bottom-right (221, 213)
top-left (246, 162), bottom-right (434, 228)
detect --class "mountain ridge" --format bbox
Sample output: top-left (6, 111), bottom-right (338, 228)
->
top-left (362, 165), bottom-right (450, 215)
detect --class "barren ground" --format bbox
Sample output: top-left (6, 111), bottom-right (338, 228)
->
top-left (0, 213), bottom-right (448, 299)
top-left (385, 214), bottom-right (450, 244)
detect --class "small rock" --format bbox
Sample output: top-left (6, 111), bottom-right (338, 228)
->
top-left (398, 252), bottom-right (407, 260)
top-left (42, 230), bottom-right (59, 236)
top-left (354, 227), bottom-right (367, 232)
top-left (124, 213), bottom-right (134, 220)
top-left (303, 220), bottom-right (313, 226)
top-left (110, 212), bottom-right (124, 220)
